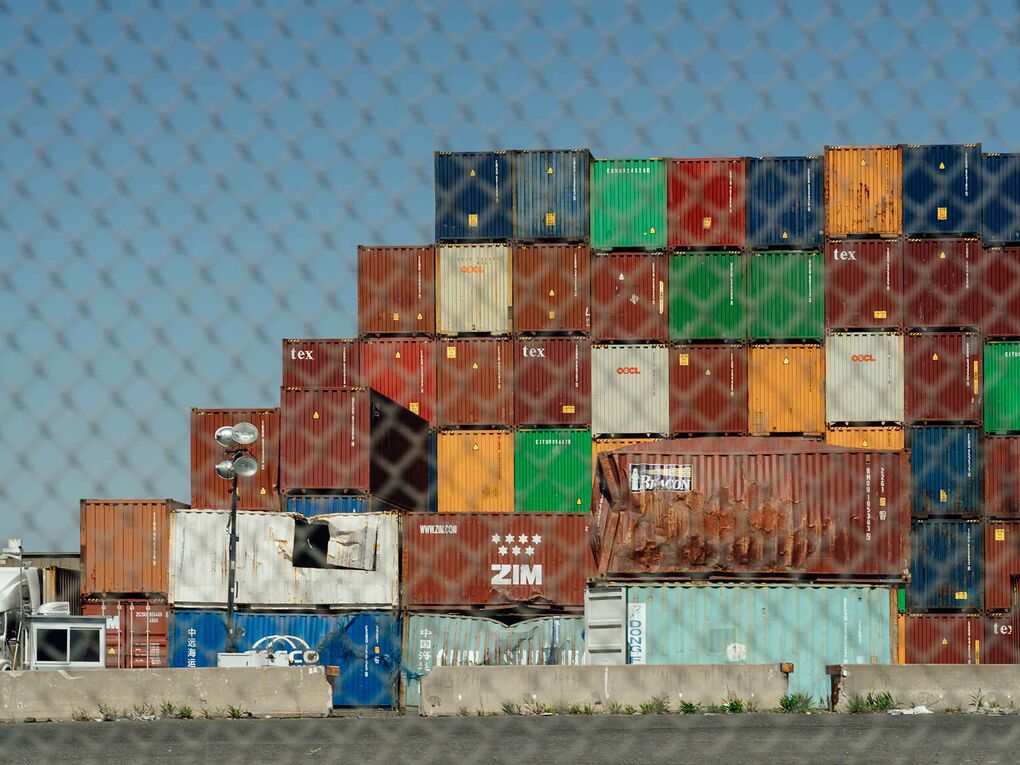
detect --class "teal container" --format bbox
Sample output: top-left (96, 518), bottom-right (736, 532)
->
top-left (747, 250), bottom-right (824, 340)
top-left (625, 584), bottom-right (893, 705)
top-left (514, 429), bottom-right (592, 512)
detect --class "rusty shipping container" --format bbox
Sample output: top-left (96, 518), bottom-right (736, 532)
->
top-left (590, 438), bottom-right (910, 580)
top-left (360, 338), bottom-right (437, 424)
top-left (986, 521), bottom-right (1020, 611)
top-left (984, 247), bottom-right (1020, 338)
top-left (436, 338), bottom-right (513, 427)
top-left (436, 430), bottom-right (514, 513)
top-left (985, 612), bottom-right (1020, 664)
top-left (825, 238), bottom-right (903, 330)
top-left (904, 238), bottom-right (984, 330)
top-left (748, 345), bottom-right (825, 435)
top-left (824, 333), bottom-right (904, 425)
top-left (436, 243), bottom-right (512, 335)
top-left (591, 438), bottom-right (659, 477)
top-left (824, 146), bottom-right (903, 237)
top-left (904, 332), bottom-right (981, 423)
top-left (279, 387), bottom-right (430, 511)
top-left (985, 436), bottom-right (1020, 518)
top-left (667, 158), bottom-right (746, 249)
top-left (81, 499), bottom-right (186, 598)
top-left (190, 408), bottom-right (279, 510)
top-left (402, 512), bottom-right (593, 610)
top-left (669, 344), bottom-right (748, 434)
top-left (903, 614), bottom-right (982, 664)
top-left (825, 426), bottom-right (905, 451)
top-left (591, 344), bottom-right (670, 437)
top-left (514, 337), bottom-right (591, 427)
top-left (512, 244), bottom-right (590, 334)
top-left (591, 252), bottom-right (668, 341)
top-left (82, 599), bottom-right (168, 669)
top-left (281, 339), bottom-right (360, 388)
top-left (357, 245), bottom-right (435, 336)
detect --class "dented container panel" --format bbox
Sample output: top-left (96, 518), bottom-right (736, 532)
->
top-left (360, 338), bottom-right (437, 425)
top-left (748, 345), bottom-right (825, 435)
top-left (591, 344), bottom-right (670, 437)
top-left (904, 333), bottom-right (982, 423)
top-left (589, 159), bottom-right (667, 251)
top-left (591, 252), bottom-right (668, 341)
top-left (824, 146), bottom-right (903, 237)
top-left (824, 333), bottom-right (904, 424)
top-left (435, 430), bottom-right (514, 513)
top-left (436, 338), bottom-right (514, 427)
top-left (357, 246), bottom-right (435, 335)
top-left (904, 238), bottom-right (984, 330)
top-left (435, 151), bottom-right (512, 241)
top-left (513, 150), bottom-right (591, 241)
top-left (436, 244), bottom-right (512, 335)
top-left (669, 344), bottom-right (748, 434)
top-left (282, 339), bottom-right (360, 388)
top-left (514, 337), bottom-right (591, 427)
top-left (746, 156), bottom-right (824, 248)
top-left (902, 144), bottom-right (982, 236)
top-left (512, 244), bottom-right (590, 334)
top-left (667, 158), bottom-right (746, 249)
top-left (985, 521), bottom-right (1020, 611)
top-left (908, 519), bottom-right (983, 610)
top-left (190, 408), bottom-right (280, 511)
top-left (825, 239), bottom-right (903, 330)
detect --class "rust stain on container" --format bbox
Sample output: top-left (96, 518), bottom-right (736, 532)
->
top-left (591, 252), bottom-right (668, 341)
top-left (436, 430), bottom-right (514, 513)
top-left (985, 521), bottom-right (1020, 611)
top-left (825, 238), bottom-right (903, 330)
top-left (824, 146), bottom-right (903, 237)
top-left (282, 339), bottom-right (360, 388)
top-left (904, 238), bottom-right (984, 330)
top-left (514, 337), bottom-right (591, 427)
top-left (825, 426), bottom-right (905, 451)
top-left (669, 344), bottom-right (748, 434)
top-left (513, 244), bottom-right (591, 334)
top-left (190, 408), bottom-right (279, 510)
top-left (748, 345), bottom-right (825, 435)
top-left (904, 332), bottom-right (982, 422)
top-left (985, 436), bottom-right (1020, 518)
top-left (357, 245), bottom-right (435, 335)
top-left (82, 599), bottom-right (169, 669)
top-left (360, 338), bottom-right (437, 424)
top-left (903, 614), bottom-right (982, 664)
top-left (667, 158), bottom-right (746, 249)
top-left (983, 246), bottom-right (1020, 338)
top-left (436, 338), bottom-right (514, 427)
top-left (591, 438), bottom-right (659, 477)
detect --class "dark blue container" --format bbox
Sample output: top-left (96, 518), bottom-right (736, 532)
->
top-left (513, 149), bottom-right (591, 241)
top-left (286, 495), bottom-right (396, 516)
top-left (170, 610), bottom-right (401, 707)
top-left (908, 426), bottom-right (981, 516)
top-left (745, 156), bottom-right (824, 247)
top-left (982, 153), bottom-right (1020, 245)
top-left (435, 151), bottom-right (513, 241)
top-left (902, 144), bottom-right (982, 235)
top-left (908, 519), bottom-right (983, 610)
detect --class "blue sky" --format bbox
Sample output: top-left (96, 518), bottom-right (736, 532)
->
top-left (1, 0), bottom-right (1017, 550)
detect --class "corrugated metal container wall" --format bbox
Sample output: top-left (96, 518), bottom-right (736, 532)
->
top-left (589, 159), bottom-right (667, 251)
top-left (667, 158), bottom-right (746, 249)
top-left (357, 246), bottom-right (435, 336)
top-left (982, 153), bottom-right (1020, 245)
top-left (908, 519), bottom-right (983, 610)
top-left (668, 252), bottom-right (745, 341)
top-left (514, 429), bottom-right (592, 513)
top-left (435, 151), bottom-right (512, 241)
top-left (908, 426), bottom-right (981, 517)
top-left (623, 584), bottom-right (893, 703)
top-left (81, 499), bottom-right (185, 598)
top-left (513, 150), bottom-right (590, 242)
top-left (825, 426), bottom-right (905, 451)
top-left (985, 521), bottom-right (1020, 611)
top-left (985, 342), bottom-right (1020, 433)
top-left (591, 252), bottom-right (668, 341)
top-left (403, 614), bottom-right (585, 707)
top-left (169, 610), bottom-right (401, 707)
top-left (514, 337), bottom-right (591, 427)
top-left (512, 244), bottom-right (590, 334)
top-left (903, 614), bottom-right (982, 664)
top-left (904, 332), bottom-right (982, 423)
top-left (824, 333), bottom-right (904, 424)
top-left (904, 239), bottom-right (984, 330)
top-left (436, 243), bottom-right (512, 335)
top-left (436, 338), bottom-right (513, 427)
top-left (745, 156), bottom-right (824, 248)
top-left (747, 345), bottom-right (825, 435)
top-left (983, 247), bottom-right (1020, 338)
top-left (824, 146), bottom-right (903, 237)
top-left (402, 513), bottom-right (592, 610)
top-left (591, 344), bottom-right (670, 437)
top-left (360, 338), bottom-right (437, 425)
top-left (190, 408), bottom-right (279, 511)
top-left (747, 251), bottom-right (824, 341)
top-left (669, 344), bottom-right (748, 434)
top-left (285, 495), bottom-right (399, 516)
top-left (436, 430), bottom-right (514, 513)
top-left (985, 436), bottom-right (1020, 518)
top-left (902, 144), bottom-right (982, 235)
top-left (984, 612), bottom-right (1020, 664)
top-left (591, 438), bottom-right (659, 477)
top-left (282, 339), bottom-right (360, 389)
top-left (82, 599), bottom-right (168, 669)
top-left (825, 239), bottom-right (903, 330)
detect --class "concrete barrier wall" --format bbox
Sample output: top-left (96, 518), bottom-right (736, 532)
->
top-left (830, 665), bottom-right (1020, 712)
top-left (0, 667), bottom-right (332, 722)
top-left (419, 664), bottom-right (790, 716)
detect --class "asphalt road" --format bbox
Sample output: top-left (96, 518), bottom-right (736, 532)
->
top-left (2, 713), bottom-right (1018, 765)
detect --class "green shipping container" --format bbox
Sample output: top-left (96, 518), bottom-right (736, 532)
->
top-left (669, 252), bottom-right (745, 341)
top-left (747, 250), bottom-right (824, 341)
top-left (590, 159), bottom-right (667, 251)
top-left (984, 342), bottom-right (1020, 433)
top-left (514, 429), bottom-right (592, 512)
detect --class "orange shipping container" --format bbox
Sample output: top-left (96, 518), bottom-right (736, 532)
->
top-left (825, 426), bottom-right (905, 451)
top-left (825, 146), bottom-right (903, 237)
top-left (591, 438), bottom-right (659, 477)
top-left (748, 345), bottom-right (825, 435)
top-left (436, 430), bottom-right (514, 513)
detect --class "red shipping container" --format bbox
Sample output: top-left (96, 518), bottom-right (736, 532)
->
top-left (402, 512), bottom-right (593, 610)
top-left (279, 387), bottom-right (429, 510)
top-left (514, 337), bottom-right (591, 427)
top-left (513, 244), bottom-right (591, 334)
top-left (82, 599), bottom-right (168, 669)
top-left (436, 338), bottom-right (513, 427)
top-left (669, 344), bottom-right (748, 434)
top-left (825, 238), bottom-right (903, 330)
top-left (591, 252), bottom-right (668, 341)
top-left (984, 246), bottom-right (1020, 338)
top-left (360, 338), bottom-right (437, 424)
top-left (986, 521), bottom-right (1020, 611)
top-left (985, 612), bottom-right (1020, 664)
top-left (904, 238), bottom-right (984, 329)
top-left (904, 332), bottom-right (982, 422)
top-left (985, 436), bottom-right (1020, 518)
top-left (282, 339), bottom-right (360, 388)
top-left (903, 614), bottom-right (981, 664)
top-left (80, 499), bottom-right (186, 598)
top-left (667, 158), bottom-right (746, 249)
top-left (190, 408), bottom-right (279, 510)
top-left (357, 245), bottom-right (435, 335)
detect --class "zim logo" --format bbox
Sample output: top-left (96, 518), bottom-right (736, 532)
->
top-left (490, 564), bottom-right (543, 585)
top-left (489, 532), bottom-right (543, 585)
top-left (851, 354), bottom-right (876, 362)
top-left (617, 367), bottom-right (640, 374)
top-left (461, 265), bottom-right (485, 273)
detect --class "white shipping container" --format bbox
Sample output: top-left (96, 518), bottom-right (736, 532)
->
top-left (825, 332), bottom-right (905, 424)
top-left (169, 510), bottom-right (398, 609)
top-left (437, 243), bottom-right (512, 334)
top-left (591, 344), bottom-right (669, 436)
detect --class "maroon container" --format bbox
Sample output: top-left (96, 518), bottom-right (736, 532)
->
top-left (402, 512), bottom-right (593, 610)
top-left (985, 612), bottom-right (1020, 664)
top-left (985, 436), bottom-right (1020, 518)
top-left (513, 244), bottom-right (591, 334)
top-left (591, 252), bottom-right (668, 341)
top-left (824, 238), bottom-right (903, 330)
top-left (904, 332), bottom-right (982, 422)
top-left (984, 246), bottom-right (1020, 338)
top-left (904, 238), bottom-right (984, 329)
top-left (667, 158), bottom-right (746, 249)
top-left (82, 599), bottom-right (168, 669)
top-left (986, 521), bottom-right (1020, 611)
top-left (282, 339), bottom-right (360, 388)
top-left (669, 344), bottom-right (748, 434)
top-left (514, 337), bottom-right (591, 427)
top-left (357, 245), bottom-right (435, 336)
top-left (190, 408), bottom-right (279, 510)
top-left (903, 614), bottom-right (981, 664)
top-left (360, 338), bottom-right (437, 424)
top-left (436, 338), bottom-right (514, 427)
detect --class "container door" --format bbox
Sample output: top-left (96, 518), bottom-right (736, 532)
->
top-left (583, 586), bottom-right (627, 665)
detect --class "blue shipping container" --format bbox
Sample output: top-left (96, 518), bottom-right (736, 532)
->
top-left (745, 156), bottom-right (824, 247)
top-left (908, 520), bottom-right (983, 610)
top-left (170, 610), bottom-right (401, 707)
top-left (907, 426), bottom-right (981, 516)
top-left (902, 144), bottom-right (982, 235)
top-left (435, 151), bottom-right (513, 241)
top-left (982, 153), bottom-right (1020, 244)
top-left (286, 496), bottom-right (397, 516)
top-left (513, 149), bottom-right (591, 241)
